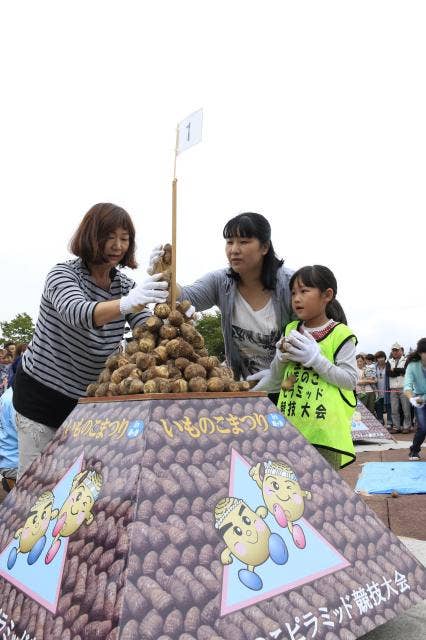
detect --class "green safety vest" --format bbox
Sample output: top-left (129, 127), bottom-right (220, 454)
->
top-left (277, 320), bottom-right (357, 468)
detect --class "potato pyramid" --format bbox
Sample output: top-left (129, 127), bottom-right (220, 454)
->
top-left (86, 301), bottom-right (250, 397)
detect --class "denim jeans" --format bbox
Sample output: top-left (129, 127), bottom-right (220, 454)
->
top-left (410, 404), bottom-right (426, 456)
top-left (375, 397), bottom-right (385, 423)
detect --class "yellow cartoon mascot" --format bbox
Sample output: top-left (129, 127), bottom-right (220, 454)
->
top-left (7, 491), bottom-right (59, 569)
top-left (250, 460), bottom-right (312, 549)
top-left (214, 496), bottom-right (288, 590)
top-left (45, 469), bottom-right (102, 564)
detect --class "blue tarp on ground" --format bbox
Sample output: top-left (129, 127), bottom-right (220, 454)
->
top-left (355, 461), bottom-right (426, 495)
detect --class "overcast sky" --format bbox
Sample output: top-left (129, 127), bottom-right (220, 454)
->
top-left (1, 1), bottom-right (424, 355)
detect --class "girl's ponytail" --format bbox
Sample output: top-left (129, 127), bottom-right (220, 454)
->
top-left (326, 298), bottom-right (347, 324)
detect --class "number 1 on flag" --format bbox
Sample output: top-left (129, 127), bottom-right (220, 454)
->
top-left (171, 108), bottom-right (203, 308)
top-left (176, 108), bottom-right (203, 155)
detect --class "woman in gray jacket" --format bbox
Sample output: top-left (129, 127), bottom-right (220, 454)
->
top-left (150, 212), bottom-right (294, 393)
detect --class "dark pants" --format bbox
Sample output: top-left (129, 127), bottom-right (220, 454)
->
top-left (375, 396), bottom-right (392, 425)
top-left (359, 392), bottom-right (376, 415)
top-left (410, 404), bottom-right (426, 456)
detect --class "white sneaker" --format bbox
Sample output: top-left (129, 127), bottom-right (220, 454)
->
top-left (409, 453), bottom-right (421, 461)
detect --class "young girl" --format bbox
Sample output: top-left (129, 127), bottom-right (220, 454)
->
top-left (253, 265), bottom-right (358, 469)
top-left (404, 338), bottom-right (426, 461)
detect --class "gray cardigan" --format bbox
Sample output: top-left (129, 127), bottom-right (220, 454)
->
top-left (181, 266), bottom-right (294, 379)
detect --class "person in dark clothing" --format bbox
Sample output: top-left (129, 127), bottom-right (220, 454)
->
top-left (7, 343), bottom-right (28, 389)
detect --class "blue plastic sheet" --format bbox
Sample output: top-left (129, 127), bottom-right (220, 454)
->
top-left (355, 461), bottom-right (426, 495)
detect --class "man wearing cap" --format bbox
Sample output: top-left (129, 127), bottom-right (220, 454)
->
top-left (388, 342), bottom-right (412, 433)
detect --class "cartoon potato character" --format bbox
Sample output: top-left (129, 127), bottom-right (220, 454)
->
top-left (214, 497), bottom-right (288, 591)
top-left (250, 460), bottom-right (311, 549)
top-left (45, 469), bottom-right (102, 564)
top-left (7, 491), bottom-right (59, 570)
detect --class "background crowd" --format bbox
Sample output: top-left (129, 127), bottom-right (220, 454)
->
top-left (356, 342), bottom-right (418, 433)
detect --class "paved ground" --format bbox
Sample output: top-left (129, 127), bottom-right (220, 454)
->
top-left (340, 432), bottom-right (426, 541)
top-left (339, 433), bottom-right (426, 639)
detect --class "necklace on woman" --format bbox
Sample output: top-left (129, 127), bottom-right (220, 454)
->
top-left (93, 275), bottom-right (111, 291)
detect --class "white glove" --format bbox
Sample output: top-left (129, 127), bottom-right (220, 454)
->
top-left (285, 329), bottom-right (320, 368)
top-left (119, 274), bottom-right (168, 315)
top-left (409, 396), bottom-right (423, 407)
top-left (275, 335), bottom-right (292, 363)
top-left (248, 370), bottom-right (274, 392)
top-left (247, 369), bottom-right (270, 384)
top-left (248, 358), bottom-right (286, 393)
top-left (147, 244), bottom-right (164, 275)
top-left (184, 305), bottom-right (196, 319)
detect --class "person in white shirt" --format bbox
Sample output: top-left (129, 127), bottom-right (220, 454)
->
top-left (356, 354), bottom-right (377, 414)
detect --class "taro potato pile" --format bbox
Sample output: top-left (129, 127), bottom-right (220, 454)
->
top-left (86, 301), bottom-right (250, 397)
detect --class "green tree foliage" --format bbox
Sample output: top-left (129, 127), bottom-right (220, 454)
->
top-left (0, 313), bottom-right (34, 345)
top-left (195, 311), bottom-right (225, 360)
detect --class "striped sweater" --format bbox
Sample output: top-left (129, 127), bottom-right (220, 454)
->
top-left (21, 258), bottom-right (150, 399)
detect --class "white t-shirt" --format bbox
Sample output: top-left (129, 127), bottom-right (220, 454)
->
top-left (231, 290), bottom-right (280, 378)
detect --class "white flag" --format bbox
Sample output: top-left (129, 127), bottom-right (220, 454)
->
top-left (177, 108), bottom-right (203, 154)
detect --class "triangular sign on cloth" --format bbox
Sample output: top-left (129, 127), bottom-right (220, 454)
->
top-left (219, 449), bottom-right (350, 615)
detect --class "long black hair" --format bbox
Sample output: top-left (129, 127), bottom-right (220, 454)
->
top-left (222, 212), bottom-right (284, 290)
top-left (405, 338), bottom-right (426, 368)
top-left (289, 265), bottom-right (347, 324)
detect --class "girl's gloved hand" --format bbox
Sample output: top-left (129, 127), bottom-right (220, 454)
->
top-left (119, 274), bottom-right (168, 315)
top-left (147, 244), bottom-right (164, 275)
top-left (275, 335), bottom-right (292, 363)
top-left (285, 329), bottom-right (320, 368)
top-left (410, 396), bottom-right (423, 407)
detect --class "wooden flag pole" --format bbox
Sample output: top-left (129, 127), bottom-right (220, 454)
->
top-left (171, 126), bottom-right (179, 311)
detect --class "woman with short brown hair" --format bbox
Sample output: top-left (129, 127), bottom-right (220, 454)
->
top-left (13, 202), bottom-right (168, 477)
top-left (69, 202), bottom-right (138, 269)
